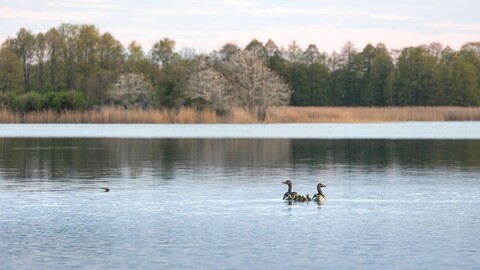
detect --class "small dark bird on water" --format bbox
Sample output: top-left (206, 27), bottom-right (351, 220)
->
top-left (101, 187), bottom-right (110, 192)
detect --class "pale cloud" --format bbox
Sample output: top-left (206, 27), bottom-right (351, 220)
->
top-left (1, 1), bottom-right (475, 55)
top-left (218, 5), bottom-right (412, 21)
top-left (45, 0), bottom-right (117, 9)
top-left (220, 0), bottom-right (257, 9)
top-left (340, 10), bottom-right (414, 21)
top-left (104, 27), bottom-right (165, 49)
top-left (105, 22), bottom-right (477, 54)
top-left (106, 27), bottom-right (160, 35)
top-left (129, 17), bottom-right (158, 23)
top-left (366, 12), bottom-right (413, 21)
top-left (155, 8), bottom-right (222, 16)
top-left (427, 21), bottom-right (480, 32)
top-left (158, 25), bottom-right (478, 53)
top-left (248, 7), bottom-right (337, 16)
top-left (0, 6), bottom-right (108, 21)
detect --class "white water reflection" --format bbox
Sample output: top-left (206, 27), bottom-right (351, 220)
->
top-left (1, 122), bottom-right (480, 139)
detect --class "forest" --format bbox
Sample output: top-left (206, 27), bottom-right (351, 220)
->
top-left (0, 23), bottom-right (480, 118)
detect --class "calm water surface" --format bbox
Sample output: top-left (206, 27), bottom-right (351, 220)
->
top-left (1, 126), bottom-right (480, 269)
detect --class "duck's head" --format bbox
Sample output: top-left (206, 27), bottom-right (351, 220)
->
top-left (282, 180), bottom-right (292, 186)
top-left (317, 183), bottom-right (326, 188)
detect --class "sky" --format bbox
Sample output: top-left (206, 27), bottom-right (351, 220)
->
top-left (0, 0), bottom-right (479, 53)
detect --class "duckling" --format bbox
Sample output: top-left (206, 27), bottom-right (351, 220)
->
top-left (293, 194), bottom-right (309, 202)
top-left (306, 194), bottom-right (312, 201)
top-left (282, 180), bottom-right (298, 200)
top-left (312, 183), bottom-right (326, 204)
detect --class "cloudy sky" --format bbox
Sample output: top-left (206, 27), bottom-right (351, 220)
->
top-left (0, 0), bottom-right (479, 53)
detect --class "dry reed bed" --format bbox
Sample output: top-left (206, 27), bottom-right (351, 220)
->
top-left (265, 107), bottom-right (480, 123)
top-left (1, 107), bottom-right (480, 123)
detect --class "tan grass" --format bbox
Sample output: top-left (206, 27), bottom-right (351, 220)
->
top-left (266, 107), bottom-right (480, 123)
top-left (1, 106), bottom-right (480, 123)
top-left (230, 107), bottom-right (258, 123)
top-left (176, 107), bottom-right (198, 123)
top-left (197, 109), bottom-right (219, 123)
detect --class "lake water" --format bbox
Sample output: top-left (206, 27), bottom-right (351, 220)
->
top-left (1, 124), bottom-right (480, 269)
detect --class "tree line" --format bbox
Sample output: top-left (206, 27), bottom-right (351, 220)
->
top-left (0, 24), bottom-right (479, 115)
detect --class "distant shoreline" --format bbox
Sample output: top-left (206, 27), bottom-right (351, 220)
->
top-left (1, 106), bottom-right (480, 124)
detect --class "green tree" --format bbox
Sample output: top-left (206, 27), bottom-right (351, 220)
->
top-left (84, 32), bottom-right (124, 105)
top-left (266, 47), bottom-right (289, 100)
top-left (395, 46), bottom-right (439, 105)
top-left (11, 28), bottom-right (35, 91)
top-left (245, 39), bottom-right (267, 60)
top-left (45, 27), bottom-right (65, 90)
top-left (264, 39), bottom-right (279, 58)
top-left (460, 42), bottom-right (480, 68)
top-left (154, 59), bottom-right (194, 108)
top-left (335, 42), bottom-right (360, 105)
top-left (286, 41), bottom-right (303, 105)
top-left (151, 38), bottom-right (185, 107)
top-left (0, 47), bottom-right (23, 92)
top-left (287, 62), bottom-right (309, 105)
top-left (361, 44), bottom-right (394, 105)
top-left (151, 38), bottom-right (178, 67)
top-left (34, 33), bottom-right (47, 91)
top-left (327, 51), bottom-right (340, 104)
top-left (125, 41), bottom-right (154, 77)
top-left (449, 59), bottom-right (479, 105)
top-left (77, 25), bottom-right (100, 82)
top-left (435, 46), bottom-right (458, 105)
top-left (85, 69), bottom-right (116, 105)
top-left (300, 44), bottom-right (329, 105)
top-left (58, 23), bottom-right (80, 90)
top-left (309, 62), bottom-right (331, 105)
top-left (459, 42), bottom-right (480, 94)
top-left (98, 32), bottom-right (124, 71)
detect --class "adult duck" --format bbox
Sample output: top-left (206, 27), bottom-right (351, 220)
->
top-left (281, 180), bottom-right (297, 200)
top-left (312, 183), bottom-right (326, 204)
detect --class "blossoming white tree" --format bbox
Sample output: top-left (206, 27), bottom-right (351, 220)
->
top-left (185, 67), bottom-right (232, 114)
top-left (107, 73), bottom-right (154, 108)
top-left (222, 50), bottom-right (291, 120)
top-left (185, 50), bottom-right (291, 119)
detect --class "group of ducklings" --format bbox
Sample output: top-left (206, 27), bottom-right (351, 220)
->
top-left (285, 193), bottom-right (312, 202)
top-left (282, 180), bottom-right (326, 204)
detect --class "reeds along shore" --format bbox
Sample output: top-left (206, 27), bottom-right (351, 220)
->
top-left (1, 106), bottom-right (480, 123)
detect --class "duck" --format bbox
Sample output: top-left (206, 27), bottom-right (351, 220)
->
top-left (282, 181), bottom-right (313, 202)
top-left (312, 183), bottom-right (326, 204)
top-left (101, 187), bottom-right (110, 192)
top-left (281, 180), bottom-right (298, 200)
